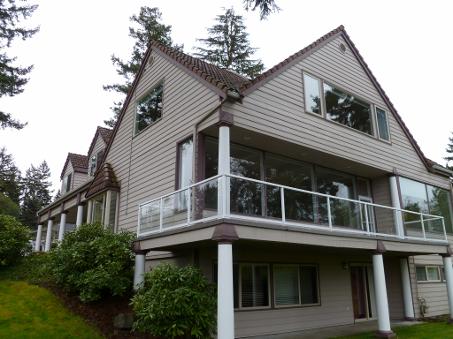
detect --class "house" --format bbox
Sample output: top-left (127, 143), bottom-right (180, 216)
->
top-left (36, 26), bottom-right (453, 338)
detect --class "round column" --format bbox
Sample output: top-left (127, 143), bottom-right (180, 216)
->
top-left (133, 251), bottom-right (147, 291)
top-left (44, 219), bottom-right (54, 252)
top-left (35, 224), bottom-right (43, 252)
top-left (400, 258), bottom-right (415, 320)
top-left (76, 204), bottom-right (84, 227)
top-left (372, 252), bottom-right (394, 337)
top-left (58, 212), bottom-right (67, 242)
top-left (442, 254), bottom-right (453, 322)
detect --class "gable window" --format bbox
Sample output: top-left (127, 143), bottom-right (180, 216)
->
top-left (375, 107), bottom-right (390, 141)
top-left (303, 73), bottom-right (322, 115)
top-left (62, 173), bottom-right (72, 194)
top-left (135, 83), bottom-right (163, 134)
top-left (89, 150), bottom-right (104, 176)
top-left (177, 138), bottom-right (193, 189)
top-left (324, 83), bottom-right (372, 135)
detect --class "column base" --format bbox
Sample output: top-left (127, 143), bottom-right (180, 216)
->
top-left (404, 317), bottom-right (416, 321)
top-left (375, 330), bottom-right (396, 338)
top-left (447, 318), bottom-right (453, 324)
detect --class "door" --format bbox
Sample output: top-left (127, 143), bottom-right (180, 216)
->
top-left (350, 265), bottom-right (374, 321)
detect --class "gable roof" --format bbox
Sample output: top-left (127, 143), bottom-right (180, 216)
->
top-left (60, 153), bottom-right (88, 179)
top-left (150, 40), bottom-right (250, 94)
top-left (100, 26), bottom-right (448, 178)
top-left (85, 162), bottom-right (120, 199)
top-left (88, 126), bottom-right (113, 157)
top-left (239, 25), bottom-right (440, 174)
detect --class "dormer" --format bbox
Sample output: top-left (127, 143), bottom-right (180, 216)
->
top-left (60, 153), bottom-right (88, 194)
top-left (87, 126), bottom-right (112, 176)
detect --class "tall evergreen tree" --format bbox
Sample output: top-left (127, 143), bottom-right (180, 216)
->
top-left (0, 147), bottom-right (22, 204)
top-left (20, 161), bottom-right (52, 228)
top-left (194, 8), bottom-right (264, 79)
top-left (104, 6), bottom-right (179, 127)
top-left (243, 0), bottom-right (280, 20)
top-left (0, 0), bottom-right (39, 130)
top-left (445, 132), bottom-right (453, 169)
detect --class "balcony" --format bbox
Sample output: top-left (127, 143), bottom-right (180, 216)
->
top-left (137, 174), bottom-right (448, 243)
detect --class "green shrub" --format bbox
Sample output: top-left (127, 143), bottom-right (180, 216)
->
top-left (132, 264), bottom-right (216, 338)
top-left (50, 223), bottom-right (135, 302)
top-left (0, 214), bottom-right (31, 266)
top-left (0, 252), bottom-right (52, 284)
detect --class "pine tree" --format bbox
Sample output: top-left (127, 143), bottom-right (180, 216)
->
top-left (445, 132), bottom-right (453, 169)
top-left (194, 8), bottom-right (264, 79)
top-left (0, 147), bottom-right (22, 205)
top-left (20, 161), bottom-right (52, 228)
top-left (243, 0), bottom-right (280, 20)
top-left (0, 0), bottom-right (39, 130)
top-left (103, 6), bottom-right (179, 127)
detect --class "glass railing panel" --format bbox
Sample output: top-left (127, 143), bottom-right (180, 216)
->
top-left (283, 189), bottom-right (316, 224)
top-left (423, 215), bottom-right (445, 240)
top-left (328, 198), bottom-right (361, 230)
top-left (161, 189), bottom-right (190, 230)
top-left (403, 210), bottom-right (424, 238)
top-left (372, 205), bottom-right (397, 236)
top-left (139, 200), bottom-right (160, 234)
top-left (191, 178), bottom-right (218, 221)
top-left (230, 177), bottom-right (264, 218)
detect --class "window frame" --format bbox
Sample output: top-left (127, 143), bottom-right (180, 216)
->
top-left (302, 72), bottom-right (323, 116)
top-left (374, 106), bottom-right (391, 143)
top-left (416, 265), bottom-right (443, 283)
top-left (273, 264), bottom-right (301, 308)
top-left (238, 263), bottom-right (272, 310)
top-left (134, 81), bottom-right (165, 136)
top-left (302, 71), bottom-right (394, 142)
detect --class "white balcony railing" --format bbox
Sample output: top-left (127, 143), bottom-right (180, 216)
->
top-left (137, 174), bottom-right (448, 243)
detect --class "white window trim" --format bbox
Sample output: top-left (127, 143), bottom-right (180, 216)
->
top-left (417, 265), bottom-right (442, 283)
top-left (374, 106), bottom-right (391, 143)
top-left (302, 71), bottom-right (394, 142)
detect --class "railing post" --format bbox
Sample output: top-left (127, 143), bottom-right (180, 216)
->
top-left (442, 217), bottom-right (448, 241)
top-left (159, 198), bottom-right (163, 232)
top-left (280, 187), bottom-right (286, 223)
top-left (420, 214), bottom-right (426, 240)
top-left (327, 196), bottom-right (333, 230)
top-left (363, 203), bottom-right (370, 234)
top-left (187, 188), bottom-right (191, 224)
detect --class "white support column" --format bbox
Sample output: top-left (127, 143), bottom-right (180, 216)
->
top-left (218, 125), bottom-right (230, 217)
top-left (400, 258), bottom-right (415, 320)
top-left (133, 252), bottom-right (146, 291)
top-left (373, 252), bottom-right (395, 337)
top-left (104, 190), bottom-right (112, 228)
top-left (44, 219), bottom-right (54, 252)
top-left (76, 204), bottom-right (84, 227)
top-left (389, 176), bottom-right (404, 238)
top-left (86, 200), bottom-right (93, 224)
top-left (442, 255), bottom-right (453, 322)
top-left (58, 212), bottom-right (67, 242)
top-left (34, 224), bottom-right (43, 252)
top-left (217, 242), bottom-right (235, 339)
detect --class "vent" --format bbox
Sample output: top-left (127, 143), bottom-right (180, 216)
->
top-left (339, 43), bottom-right (347, 54)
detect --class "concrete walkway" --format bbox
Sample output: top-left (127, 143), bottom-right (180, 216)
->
top-left (249, 320), bottom-right (422, 339)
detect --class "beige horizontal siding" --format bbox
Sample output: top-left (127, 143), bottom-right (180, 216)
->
top-left (105, 51), bottom-right (220, 232)
top-left (225, 34), bottom-right (449, 189)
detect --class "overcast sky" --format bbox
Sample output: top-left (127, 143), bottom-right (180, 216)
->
top-left (1, 0), bottom-right (453, 194)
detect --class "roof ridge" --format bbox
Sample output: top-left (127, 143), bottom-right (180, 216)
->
top-left (240, 25), bottom-right (344, 92)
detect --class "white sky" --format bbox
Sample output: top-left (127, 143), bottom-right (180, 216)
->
top-left (1, 0), bottom-right (453, 194)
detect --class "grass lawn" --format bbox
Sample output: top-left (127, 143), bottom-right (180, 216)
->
top-left (0, 279), bottom-right (104, 339)
top-left (335, 322), bottom-right (453, 338)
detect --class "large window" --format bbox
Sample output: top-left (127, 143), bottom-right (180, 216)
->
top-left (135, 83), bottom-right (163, 134)
top-left (273, 264), bottom-right (319, 307)
top-left (240, 264), bottom-right (270, 308)
top-left (178, 138), bottom-right (193, 189)
top-left (324, 83), bottom-right (372, 135)
top-left (399, 177), bottom-right (453, 234)
top-left (62, 173), bottom-right (72, 194)
top-left (302, 72), bottom-right (390, 140)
